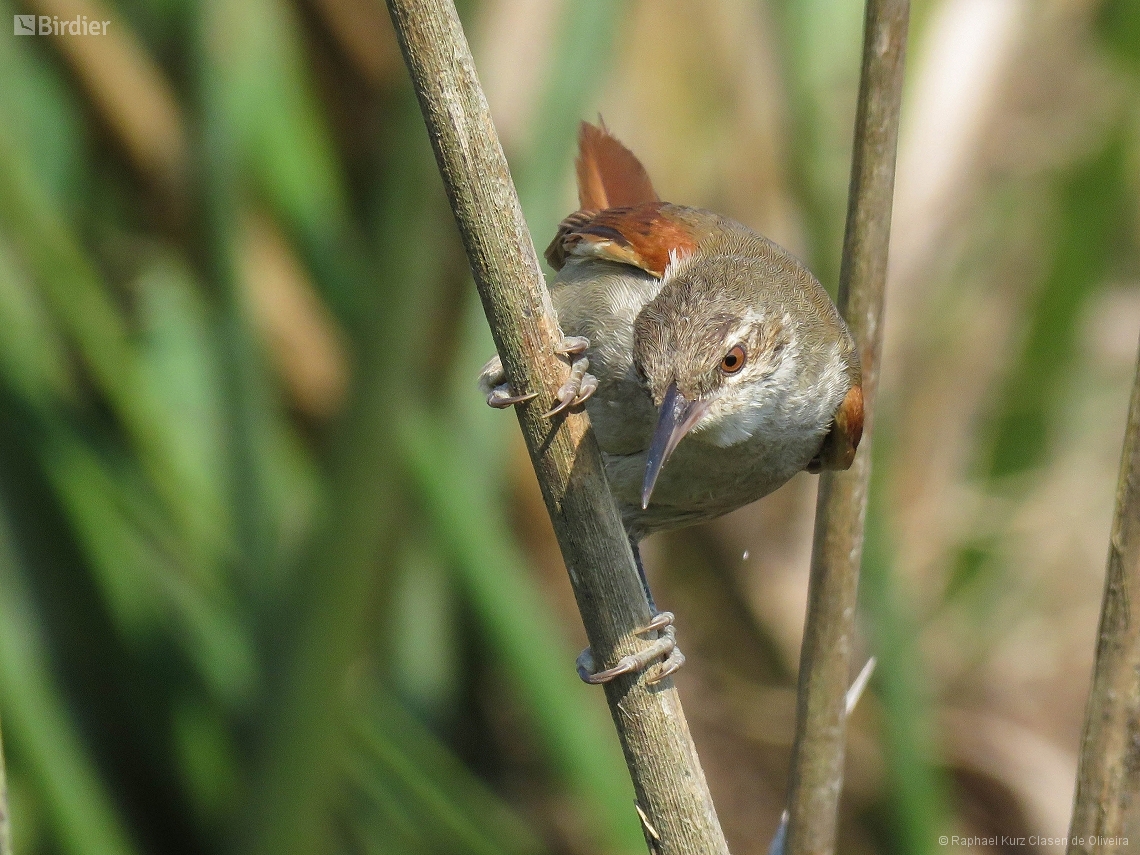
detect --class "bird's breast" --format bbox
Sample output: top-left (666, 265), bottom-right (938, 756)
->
top-left (604, 418), bottom-right (827, 538)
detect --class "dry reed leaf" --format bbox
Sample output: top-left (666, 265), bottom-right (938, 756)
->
top-left (240, 210), bottom-right (350, 419)
top-left (473, 0), bottom-right (561, 151)
top-left (306, 0), bottom-right (402, 88)
top-left (25, 0), bottom-right (187, 193)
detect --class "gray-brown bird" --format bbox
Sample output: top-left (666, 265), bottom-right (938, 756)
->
top-left (480, 121), bottom-right (863, 683)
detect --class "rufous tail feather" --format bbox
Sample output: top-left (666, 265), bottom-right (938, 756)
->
top-left (576, 120), bottom-right (660, 212)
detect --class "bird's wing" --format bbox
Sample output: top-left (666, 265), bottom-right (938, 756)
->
top-left (549, 260), bottom-right (661, 456)
top-left (545, 203), bottom-right (706, 277)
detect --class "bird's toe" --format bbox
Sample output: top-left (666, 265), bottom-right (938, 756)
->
top-left (543, 355), bottom-right (593, 418)
top-left (487, 385), bottom-right (538, 408)
top-left (555, 335), bottom-right (590, 356)
top-left (575, 613), bottom-right (682, 685)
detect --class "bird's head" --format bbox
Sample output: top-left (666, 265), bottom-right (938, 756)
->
top-left (632, 253), bottom-right (801, 508)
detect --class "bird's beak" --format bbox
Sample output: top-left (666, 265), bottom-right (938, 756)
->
top-left (642, 382), bottom-right (710, 509)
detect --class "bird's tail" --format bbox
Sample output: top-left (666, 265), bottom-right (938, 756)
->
top-left (575, 119), bottom-right (660, 212)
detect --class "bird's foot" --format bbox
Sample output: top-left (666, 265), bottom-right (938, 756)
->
top-left (476, 336), bottom-right (596, 413)
top-left (576, 611), bottom-right (685, 685)
top-left (478, 355), bottom-right (537, 408)
top-left (544, 336), bottom-right (597, 418)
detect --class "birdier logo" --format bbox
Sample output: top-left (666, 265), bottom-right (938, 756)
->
top-left (13, 14), bottom-right (110, 35)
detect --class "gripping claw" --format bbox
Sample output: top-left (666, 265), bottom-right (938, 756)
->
top-left (479, 354), bottom-right (536, 408)
top-left (554, 335), bottom-right (590, 356)
top-left (487, 388), bottom-right (538, 408)
top-left (543, 339), bottom-right (597, 418)
top-left (576, 612), bottom-right (685, 685)
top-left (478, 335), bottom-right (596, 415)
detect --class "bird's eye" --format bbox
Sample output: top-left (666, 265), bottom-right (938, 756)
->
top-left (720, 345), bottom-right (746, 375)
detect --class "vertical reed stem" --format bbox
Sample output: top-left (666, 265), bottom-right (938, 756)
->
top-left (786, 3), bottom-right (909, 854)
top-left (1067, 338), bottom-right (1140, 855)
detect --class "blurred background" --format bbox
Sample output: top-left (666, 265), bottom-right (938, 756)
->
top-left (0, 0), bottom-right (1138, 853)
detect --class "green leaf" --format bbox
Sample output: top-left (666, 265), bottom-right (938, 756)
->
top-left (0, 509), bottom-right (141, 855)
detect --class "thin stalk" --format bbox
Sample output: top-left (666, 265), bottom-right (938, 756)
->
top-left (384, 1), bottom-right (729, 852)
top-left (785, 3), bottom-right (908, 855)
top-left (439, 2), bottom-right (642, 849)
top-left (1066, 336), bottom-right (1140, 855)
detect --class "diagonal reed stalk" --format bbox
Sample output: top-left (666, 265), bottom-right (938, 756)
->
top-left (1066, 336), bottom-right (1140, 855)
top-left (384, 0), bottom-right (729, 852)
top-left (785, 2), bottom-right (909, 854)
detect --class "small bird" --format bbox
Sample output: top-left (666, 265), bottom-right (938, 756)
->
top-left (480, 121), bottom-right (863, 683)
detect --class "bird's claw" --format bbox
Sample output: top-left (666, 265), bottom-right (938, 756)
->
top-left (642, 611), bottom-right (674, 633)
top-left (554, 335), bottom-right (590, 356)
top-left (480, 355), bottom-right (536, 409)
top-left (543, 360), bottom-right (598, 417)
top-left (576, 612), bottom-right (684, 685)
top-left (486, 387), bottom-right (538, 408)
top-left (652, 644), bottom-right (686, 683)
top-left (543, 338), bottom-right (597, 418)
top-left (477, 336), bottom-right (596, 414)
